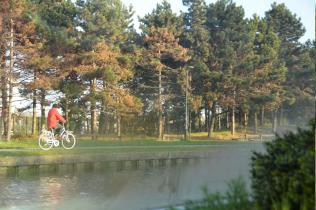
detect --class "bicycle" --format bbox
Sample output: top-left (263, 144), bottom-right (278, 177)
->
top-left (38, 124), bottom-right (76, 150)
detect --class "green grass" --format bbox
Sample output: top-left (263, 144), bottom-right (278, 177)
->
top-left (0, 138), bottom-right (247, 148)
top-left (0, 145), bottom-right (222, 157)
top-left (0, 137), bottom-right (257, 157)
top-left (0, 140), bottom-right (37, 149)
top-left (75, 139), bottom-right (241, 147)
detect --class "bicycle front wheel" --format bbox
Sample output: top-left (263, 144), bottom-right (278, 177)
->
top-left (39, 133), bottom-right (53, 150)
top-left (62, 132), bottom-right (76, 149)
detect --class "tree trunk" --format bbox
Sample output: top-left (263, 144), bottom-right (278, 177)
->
top-left (25, 116), bottom-right (28, 135)
top-left (208, 102), bottom-right (216, 138)
top-left (188, 112), bottom-right (191, 140)
top-left (165, 114), bottom-right (169, 135)
top-left (244, 112), bottom-right (248, 139)
top-left (226, 107), bottom-right (230, 129)
top-left (191, 111), bottom-right (196, 132)
top-left (204, 101), bottom-right (209, 132)
top-left (90, 79), bottom-right (97, 139)
top-left (117, 113), bottom-right (121, 139)
top-left (158, 67), bottom-right (163, 140)
top-left (198, 109), bottom-right (202, 132)
top-left (0, 116), bottom-right (2, 139)
top-left (64, 98), bottom-right (69, 129)
top-left (0, 44), bottom-right (8, 138)
top-left (40, 89), bottom-right (46, 130)
top-left (98, 108), bottom-right (106, 135)
top-left (218, 113), bottom-right (221, 131)
top-left (231, 90), bottom-right (236, 136)
top-left (184, 68), bottom-right (189, 140)
top-left (254, 112), bottom-right (258, 134)
top-left (85, 112), bottom-right (90, 134)
top-left (37, 116), bottom-right (40, 134)
top-left (6, 16), bottom-right (14, 142)
top-left (105, 112), bottom-right (110, 134)
top-left (12, 115), bottom-right (15, 133)
top-left (231, 106), bottom-right (235, 136)
top-left (272, 110), bottom-right (277, 133)
top-left (260, 106), bottom-right (264, 126)
top-left (99, 82), bottom-right (108, 135)
top-left (278, 105), bottom-right (283, 126)
top-left (238, 112), bottom-right (243, 129)
top-left (32, 70), bottom-right (37, 135)
top-left (109, 115), bottom-right (115, 134)
top-left (32, 89), bottom-right (37, 135)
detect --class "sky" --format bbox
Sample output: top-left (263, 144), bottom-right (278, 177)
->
top-left (121, 0), bottom-right (315, 42)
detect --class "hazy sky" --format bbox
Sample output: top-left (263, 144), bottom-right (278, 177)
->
top-left (121, 0), bottom-right (315, 42)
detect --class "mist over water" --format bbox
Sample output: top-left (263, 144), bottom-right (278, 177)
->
top-left (0, 143), bottom-right (264, 210)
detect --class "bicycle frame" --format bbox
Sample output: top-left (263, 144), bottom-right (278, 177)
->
top-left (39, 124), bottom-right (76, 150)
top-left (51, 124), bottom-right (66, 138)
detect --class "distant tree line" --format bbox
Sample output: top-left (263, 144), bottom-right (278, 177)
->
top-left (0, 0), bottom-right (315, 141)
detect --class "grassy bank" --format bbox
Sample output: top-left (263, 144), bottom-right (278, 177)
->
top-left (0, 136), bottom-right (264, 157)
top-left (8, 129), bottom-right (274, 142)
top-left (0, 130), bottom-right (270, 157)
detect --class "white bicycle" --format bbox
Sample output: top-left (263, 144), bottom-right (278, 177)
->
top-left (38, 124), bottom-right (76, 150)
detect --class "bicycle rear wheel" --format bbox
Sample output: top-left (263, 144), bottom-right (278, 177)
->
top-left (62, 132), bottom-right (76, 149)
top-left (39, 133), bottom-right (53, 150)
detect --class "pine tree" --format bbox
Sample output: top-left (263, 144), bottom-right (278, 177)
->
top-left (136, 1), bottom-right (190, 138)
top-left (139, 26), bottom-right (190, 139)
top-left (182, 0), bottom-right (210, 136)
top-left (73, 0), bottom-right (140, 138)
top-left (265, 3), bottom-right (307, 127)
top-left (248, 16), bottom-right (287, 133)
top-left (203, 0), bottom-right (251, 136)
top-left (0, 0), bottom-right (29, 141)
top-left (18, 0), bottom-right (77, 131)
top-left (283, 41), bottom-right (315, 124)
top-left (139, 0), bottom-right (182, 36)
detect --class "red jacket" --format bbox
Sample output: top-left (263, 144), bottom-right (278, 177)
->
top-left (47, 108), bottom-right (66, 129)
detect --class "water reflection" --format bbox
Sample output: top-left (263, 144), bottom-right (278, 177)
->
top-left (0, 143), bottom-right (264, 210)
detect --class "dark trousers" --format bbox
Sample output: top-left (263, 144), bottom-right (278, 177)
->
top-left (51, 123), bottom-right (62, 136)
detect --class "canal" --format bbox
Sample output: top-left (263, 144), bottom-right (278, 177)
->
top-left (0, 142), bottom-right (265, 210)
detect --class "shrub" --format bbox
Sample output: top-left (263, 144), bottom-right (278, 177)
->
top-left (251, 122), bottom-right (315, 210)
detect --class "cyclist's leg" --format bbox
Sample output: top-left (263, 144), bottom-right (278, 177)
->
top-left (50, 128), bottom-right (55, 135)
top-left (55, 123), bottom-right (62, 137)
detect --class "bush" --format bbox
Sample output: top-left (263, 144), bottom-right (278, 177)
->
top-left (251, 122), bottom-right (315, 210)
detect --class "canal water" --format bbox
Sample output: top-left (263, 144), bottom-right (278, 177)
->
top-left (0, 143), bottom-right (265, 210)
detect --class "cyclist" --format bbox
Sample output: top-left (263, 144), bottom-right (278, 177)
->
top-left (47, 104), bottom-right (66, 137)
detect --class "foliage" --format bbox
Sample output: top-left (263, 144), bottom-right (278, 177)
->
top-left (0, 0), bottom-right (313, 138)
top-left (139, 0), bottom-right (182, 36)
top-left (251, 122), bottom-right (315, 210)
top-left (264, 3), bottom-right (312, 116)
